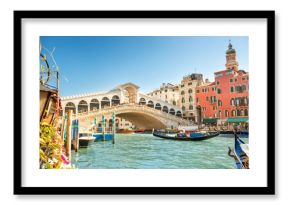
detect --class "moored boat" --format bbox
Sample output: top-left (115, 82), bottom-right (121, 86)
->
top-left (93, 133), bottom-right (113, 141)
top-left (228, 133), bottom-right (249, 169)
top-left (78, 132), bottom-right (95, 148)
top-left (153, 131), bottom-right (219, 141)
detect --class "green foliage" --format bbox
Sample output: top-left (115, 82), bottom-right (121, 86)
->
top-left (40, 122), bottom-right (64, 169)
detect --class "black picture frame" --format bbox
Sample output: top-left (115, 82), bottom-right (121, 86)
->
top-left (14, 10), bottom-right (275, 195)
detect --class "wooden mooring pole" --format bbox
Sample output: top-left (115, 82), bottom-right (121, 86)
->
top-left (66, 110), bottom-right (72, 163)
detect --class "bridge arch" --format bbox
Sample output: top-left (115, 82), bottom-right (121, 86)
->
top-left (169, 108), bottom-right (175, 115)
top-left (155, 103), bottom-right (161, 110)
top-left (139, 97), bottom-right (146, 105)
top-left (90, 99), bottom-right (99, 111)
top-left (78, 100), bottom-right (88, 113)
top-left (176, 110), bottom-right (182, 117)
top-left (147, 100), bottom-right (154, 108)
top-left (111, 95), bottom-right (120, 106)
top-left (65, 102), bottom-right (76, 114)
top-left (162, 106), bottom-right (169, 113)
top-left (101, 97), bottom-right (110, 108)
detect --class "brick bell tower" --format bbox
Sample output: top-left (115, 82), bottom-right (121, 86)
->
top-left (225, 41), bottom-right (239, 71)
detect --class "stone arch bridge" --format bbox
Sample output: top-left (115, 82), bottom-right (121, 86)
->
top-left (60, 83), bottom-right (190, 131)
top-left (73, 103), bottom-right (190, 132)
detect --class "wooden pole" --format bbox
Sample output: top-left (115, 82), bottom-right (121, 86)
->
top-left (66, 110), bottom-right (72, 163)
top-left (112, 113), bottom-right (115, 144)
top-left (60, 114), bottom-right (66, 141)
top-left (75, 119), bottom-right (79, 152)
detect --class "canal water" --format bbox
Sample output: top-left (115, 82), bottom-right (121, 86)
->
top-left (71, 134), bottom-right (248, 169)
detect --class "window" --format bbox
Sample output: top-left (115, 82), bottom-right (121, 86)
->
top-left (181, 84), bottom-right (184, 88)
top-left (230, 79), bottom-right (233, 83)
top-left (212, 87), bottom-right (215, 91)
top-left (189, 96), bottom-right (193, 103)
top-left (242, 85), bottom-right (247, 91)
top-left (215, 73), bottom-right (223, 78)
top-left (230, 87), bottom-right (234, 92)
top-left (217, 89), bottom-right (221, 94)
top-left (231, 98), bottom-right (235, 106)
top-left (235, 79), bottom-right (237, 82)
top-left (189, 105), bottom-right (193, 110)
top-left (182, 97), bottom-right (185, 103)
top-left (182, 106), bottom-right (186, 111)
top-left (165, 89), bottom-right (167, 92)
top-left (218, 100), bottom-right (222, 106)
top-left (173, 101), bottom-right (176, 105)
top-left (181, 91), bottom-right (185, 95)
top-left (225, 110), bottom-right (229, 117)
top-left (188, 89), bottom-right (192, 94)
top-left (188, 82), bottom-right (192, 86)
top-left (244, 109), bottom-right (248, 116)
top-left (242, 77), bottom-right (245, 81)
top-left (206, 96), bottom-right (209, 101)
top-left (216, 81), bottom-right (220, 85)
top-left (196, 89), bottom-right (200, 93)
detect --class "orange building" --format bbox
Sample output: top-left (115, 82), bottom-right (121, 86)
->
top-left (196, 42), bottom-right (249, 123)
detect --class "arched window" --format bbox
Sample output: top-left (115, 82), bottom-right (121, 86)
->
top-left (101, 97), bottom-right (110, 108)
top-left (237, 109), bottom-right (241, 116)
top-left (189, 105), bottom-right (193, 110)
top-left (139, 97), bottom-right (146, 105)
top-left (181, 91), bottom-right (185, 95)
top-left (218, 100), bottom-right (222, 106)
top-left (182, 97), bottom-right (185, 104)
top-left (111, 95), bottom-right (120, 106)
top-left (162, 106), bottom-right (168, 113)
top-left (188, 89), bottom-right (192, 94)
top-left (176, 111), bottom-right (182, 117)
top-left (147, 100), bottom-right (154, 108)
top-left (169, 108), bottom-right (175, 115)
top-left (78, 100), bottom-right (88, 113)
top-left (231, 98), bottom-right (235, 106)
top-left (225, 110), bottom-right (229, 117)
top-left (244, 109), bottom-right (248, 116)
top-left (218, 110), bottom-right (222, 118)
top-left (155, 103), bottom-right (161, 110)
top-left (240, 109), bottom-right (244, 116)
top-left (182, 106), bottom-right (186, 111)
top-left (189, 96), bottom-right (193, 103)
top-left (90, 99), bottom-right (99, 111)
top-left (65, 102), bottom-right (76, 114)
top-left (231, 110), bottom-right (236, 117)
top-left (217, 89), bottom-right (222, 94)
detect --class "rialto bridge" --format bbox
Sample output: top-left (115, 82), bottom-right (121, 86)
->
top-left (60, 83), bottom-right (190, 130)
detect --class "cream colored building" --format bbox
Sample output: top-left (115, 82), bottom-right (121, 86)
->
top-left (147, 83), bottom-right (180, 107)
top-left (179, 74), bottom-right (203, 122)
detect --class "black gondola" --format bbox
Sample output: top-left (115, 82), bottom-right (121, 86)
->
top-left (152, 131), bottom-right (220, 141)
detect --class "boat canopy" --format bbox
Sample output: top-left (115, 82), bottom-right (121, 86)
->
top-left (202, 118), bottom-right (218, 124)
top-left (226, 118), bottom-right (248, 123)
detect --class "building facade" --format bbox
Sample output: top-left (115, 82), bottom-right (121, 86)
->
top-left (147, 83), bottom-right (180, 106)
top-left (196, 42), bottom-right (249, 122)
top-left (179, 73), bottom-right (203, 122)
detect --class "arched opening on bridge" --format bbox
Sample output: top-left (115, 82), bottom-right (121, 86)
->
top-left (90, 99), bottom-right (99, 111)
top-left (101, 97), bottom-right (110, 108)
top-left (176, 111), bottom-right (182, 117)
top-left (155, 103), bottom-right (161, 110)
top-left (147, 100), bottom-right (154, 108)
top-left (111, 95), bottom-right (120, 106)
top-left (65, 102), bottom-right (76, 114)
top-left (162, 106), bottom-right (169, 113)
top-left (169, 108), bottom-right (175, 115)
top-left (139, 98), bottom-right (146, 105)
top-left (78, 100), bottom-right (88, 113)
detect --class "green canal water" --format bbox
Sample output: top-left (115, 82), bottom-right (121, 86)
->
top-left (71, 134), bottom-right (248, 169)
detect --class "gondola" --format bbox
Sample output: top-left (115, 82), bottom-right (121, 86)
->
top-left (152, 131), bottom-right (220, 141)
top-left (228, 133), bottom-right (249, 169)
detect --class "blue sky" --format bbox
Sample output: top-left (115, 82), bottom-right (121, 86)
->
top-left (40, 36), bottom-right (248, 96)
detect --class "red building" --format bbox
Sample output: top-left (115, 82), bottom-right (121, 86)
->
top-left (196, 42), bottom-right (249, 123)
